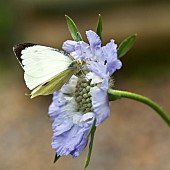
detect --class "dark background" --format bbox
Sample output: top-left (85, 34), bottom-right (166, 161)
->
top-left (0, 0), bottom-right (170, 169)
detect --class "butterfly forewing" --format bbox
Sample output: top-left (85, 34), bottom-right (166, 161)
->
top-left (13, 43), bottom-right (35, 67)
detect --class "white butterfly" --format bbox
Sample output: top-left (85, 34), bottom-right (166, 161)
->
top-left (13, 43), bottom-right (81, 98)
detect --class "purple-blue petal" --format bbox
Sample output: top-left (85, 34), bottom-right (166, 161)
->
top-left (70, 113), bottom-right (94, 157)
top-left (62, 40), bottom-right (77, 53)
top-left (89, 62), bottom-right (108, 80)
top-left (102, 40), bottom-right (117, 61)
top-left (52, 112), bottom-right (94, 157)
top-left (71, 137), bottom-right (88, 158)
top-left (52, 118), bottom-right (74, 136)
top-left (106, 59), bottom-right (122, 75)
top-left (74, 41), bottom-right (92, 60)
top-left (48, 92), bottom-right (67, 120)
top-left (102, 40), bottom-right (122, 74)
top-left (52, 125), bottom-right (83, 156)
top-left (94, 45), bottom-right (104, 62)
top-left (91, 86), bottom-right (110, 126)
top-left (86, 30), bottom-right (101, 51)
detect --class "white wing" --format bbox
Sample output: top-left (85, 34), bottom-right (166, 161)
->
top-left (20, 45), bottom-right (73, 90)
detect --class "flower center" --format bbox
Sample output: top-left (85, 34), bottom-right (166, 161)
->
top-left (75, 78), bottom-right (94, 113)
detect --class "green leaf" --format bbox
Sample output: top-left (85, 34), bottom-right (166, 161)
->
top-left (118, 33), bottom-right (137, 58)
top-left (65, 15), bottom-right (83, 41)
top-left (96, 14), bottom-right (102, 40)
top-left (53, 153), bottom-right (60, 163)
top-left (84, 120), bottom-right (96, 169)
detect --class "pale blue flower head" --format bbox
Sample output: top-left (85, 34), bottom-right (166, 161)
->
top-left (49, 30), bottom-right (122, 158)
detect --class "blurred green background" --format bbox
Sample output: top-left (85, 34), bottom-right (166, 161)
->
top-left (0, 0), bottom-right (170, 170)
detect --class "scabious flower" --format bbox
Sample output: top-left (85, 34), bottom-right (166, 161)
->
top-left (48, 30), bottom-right (122, 158)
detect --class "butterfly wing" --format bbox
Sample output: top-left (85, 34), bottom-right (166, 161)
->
top-left (30, 67), bottom-right (75, 98)
top-left (13, 43), bottom-right (75, 91)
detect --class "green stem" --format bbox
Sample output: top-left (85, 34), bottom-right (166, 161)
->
top-left (108, 89), bottom-right (170, 127)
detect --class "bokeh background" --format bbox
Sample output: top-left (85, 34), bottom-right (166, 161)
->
top-left (0, 0), bottom-right (170, 170)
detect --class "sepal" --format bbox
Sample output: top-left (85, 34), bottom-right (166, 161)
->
top-left (118, 33), bottom-right (137, 58)
top-left (65, 15), bottom-right (83, 41)
top-left (53, 153), bottom-right (61, 163)
top-left (96, 14), bottom-right (102, 40)
top-left (84, 119), bottom-right (96, 169)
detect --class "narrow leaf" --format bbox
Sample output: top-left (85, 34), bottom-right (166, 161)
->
top-left (118, 33), bottom-right (137, 58)
top-left (53, 153), bottom-right (60, 163)
top-left (87, 118), bottom-right (96, 137)
top-left (96, 14), bottom-right (102, 40)
top-left (65, 15), bottom-right (83, 41)
top-left (84, 120), bottom-right (96, 169)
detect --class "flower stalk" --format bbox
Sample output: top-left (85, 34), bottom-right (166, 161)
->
top-left (108, 88), bottom-right (170, 127)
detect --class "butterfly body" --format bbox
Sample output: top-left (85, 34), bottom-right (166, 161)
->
top-left (13, 43), bottom-right (80, 98)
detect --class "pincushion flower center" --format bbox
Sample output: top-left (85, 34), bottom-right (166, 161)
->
top-left (75, 78), bottom-right (95, 113)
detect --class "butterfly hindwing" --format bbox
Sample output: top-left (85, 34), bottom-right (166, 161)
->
top-left (30, 67), bottom-right (75, 98)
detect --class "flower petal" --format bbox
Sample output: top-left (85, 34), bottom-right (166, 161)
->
top-left (106, 60), bottom-right (122, 75)
top-left (86, 72), bottom-right (102, 84)
top-left (52, 125), bottom-right (83, 156)
top-left (71, 112), bottom-right (94, 158)
top-left (94, 45), bottom-right (104, 62)
top-left (52, 118), bottom-right (74, 136)
top-left (86, 30), bottom-right (101, 51)
top-left (61, 75), bottom-right (78, 94)
top-left (102, 40), bottom-right (122, 75)
top-left (48, 92), bottom-right (67, 120)
top-left (89, 62), bottom-right (108, 80)
top-left (91, 86), bottom-right (110, 126)
top-left (73, 41), bottom-right (92, 60)
top-left (52, 112), bottom-right (94, 157)
top-left (62, 40), bottom-right (77, 53)
top-left (102, 40), bottom-right (117, 59)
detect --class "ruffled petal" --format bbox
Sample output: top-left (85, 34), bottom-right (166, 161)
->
top-left (102, 40), bottom-right (117, 60)
top-left (71, 136), bottom-right (88, 158)
top-left (86, 72), bottom-right (102, 84)
top-left (48, 92), bottom-right (67, 120)
top-left (62, 40), bottom-right (77, 53)
top-left (102, 40), bottom-right (122, 75)
top-left (106, 59), bottom-right (122, 75)
top-left (89, 62), bottom-right (108, 80)
top-left (52, 118), bottom-right (74, 136)
top-left (94, 45), bottom-right (104, 62)
top-left (71, 112), bottom-right (95, 158)
top-left (74, 41), bottom-right (92, 60)
top-left (91, 86), bottom-right (110, 126)
top-left (61, 75), bottom-right (78, 94)
top-left (52, 112), bottom-right (94, 157)
top-left (86, 30), bottom-right (101, 52)
top-left (52, 125), bottom-right (83, 156)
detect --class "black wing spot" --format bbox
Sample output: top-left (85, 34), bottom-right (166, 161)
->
top-left (42, 82), bottom-right (49, 86)
top-left (13, 43), bottom-right (36, 62)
